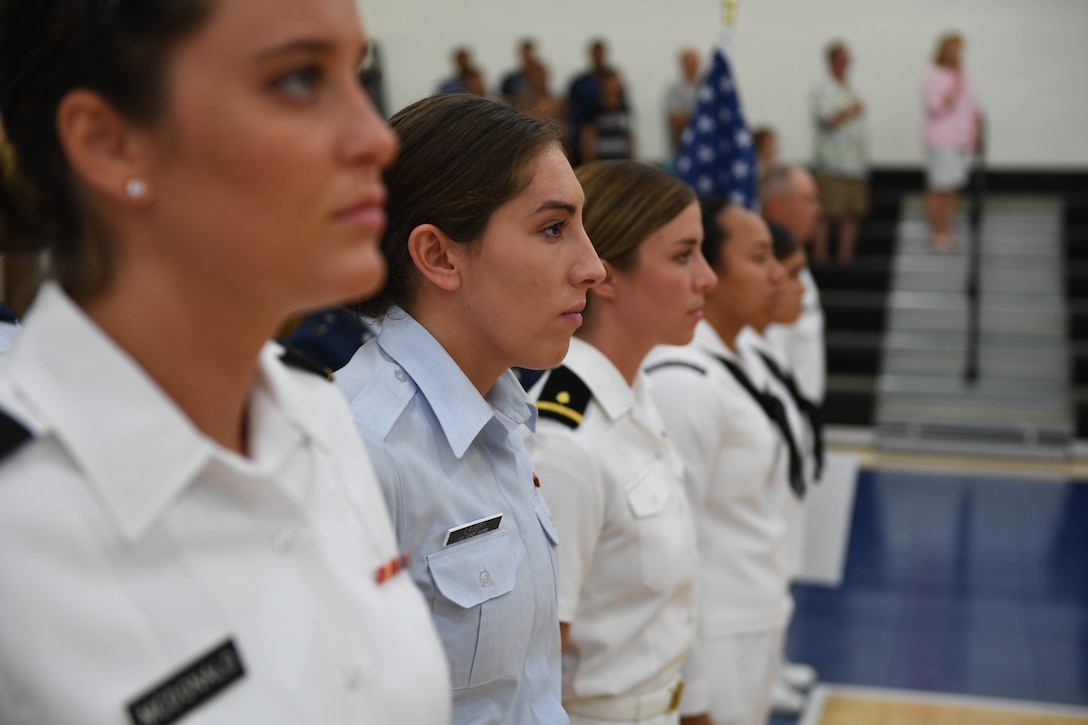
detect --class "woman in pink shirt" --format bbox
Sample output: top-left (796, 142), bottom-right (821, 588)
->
top-left (923, 32), bottom-right (979, 252)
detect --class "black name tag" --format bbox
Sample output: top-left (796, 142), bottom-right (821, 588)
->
top-left (127, 639), bottom-right (245, 725)
top-left (444, 514), bottom-right (502, 546)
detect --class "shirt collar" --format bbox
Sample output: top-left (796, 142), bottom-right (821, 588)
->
top-left (377, 308), bottom-right (534, 458)
top-left (9, 283), bottom-right (323, 542)
top-left (10, 283), bottom-right (214, 542)
top-left (693, 319), bottom-right (739, 363)
top-left (562, 336), bottom-right (637, 422)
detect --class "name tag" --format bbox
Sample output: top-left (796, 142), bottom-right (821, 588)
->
top-left (443, 514), bottom-right (502, 546)
top-left (127, 639), bottom-right (245, 725)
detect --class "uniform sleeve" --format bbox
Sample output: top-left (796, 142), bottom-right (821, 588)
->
top-left (647, 367), bottom-right (723, 511)
top-left (527, 427), bottom-right (605, 622)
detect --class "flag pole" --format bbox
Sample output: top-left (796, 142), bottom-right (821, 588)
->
top-left (723, 0), bottom-right (737, 26)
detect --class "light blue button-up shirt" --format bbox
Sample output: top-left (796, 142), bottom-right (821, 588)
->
top-left (336, 308), bottom-right (567, 725)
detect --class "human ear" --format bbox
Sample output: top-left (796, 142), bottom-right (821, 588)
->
top-left (56, 89), bottom-right (152, 206)
top-left (589, 259), bottom-right (619, 301)
top-left (407, 224), bottom-right (461, 293)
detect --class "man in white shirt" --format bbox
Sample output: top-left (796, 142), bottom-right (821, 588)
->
top-left (810, 42), bottom-right (869, 266)
top-left (665, 48), bottom-right (701, 161)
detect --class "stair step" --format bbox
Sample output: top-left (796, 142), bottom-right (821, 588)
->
top-left (877, 373), bottom-right (1068, 402)
top-left (892, 268), bottom-right (1062, 295)
top-left (877, 400), bottom-right (1071, 430)
top-left (876, 421), bottom-right (1070, 461)
top-left (881, 350), bottom-right (1066, 380)
top-left (885, 308), bottom-right (1065, 336)
top-left (883, 329), bottom-right (1067, 352)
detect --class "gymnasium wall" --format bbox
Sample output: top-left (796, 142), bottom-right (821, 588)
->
top-left (359, 0), bottom-right (1088, 168)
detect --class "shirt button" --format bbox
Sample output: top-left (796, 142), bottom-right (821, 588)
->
top-left (342, 666), bottom-right (361, 690)
top-left (272, 528), bottom-right (295, 553)
top-left (394, 370), bottom-right (407, 383)
top-left (479, 571), bottom-right (492, 587)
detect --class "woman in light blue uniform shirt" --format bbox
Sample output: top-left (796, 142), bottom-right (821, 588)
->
top-left (336, 93), bottom-right (606, 724)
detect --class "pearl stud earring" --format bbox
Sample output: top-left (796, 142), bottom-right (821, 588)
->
top-left (124, 178), bottom-right (147, 200)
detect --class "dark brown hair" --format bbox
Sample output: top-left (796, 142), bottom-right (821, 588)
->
top-left (699, 194), bottom-right (732, 270)
top-left (575, 160), bottom-right (695, 272)
top-left (357, 93), bottom-right (562, 318)
top-left (0, 0), bottom-right (213, 298)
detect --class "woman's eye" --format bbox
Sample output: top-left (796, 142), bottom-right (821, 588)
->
top-left (542, 221), bottom-right (567, 239)
top-left (675, 250), bottom-right (692, 263)
top-left (275, 67), bottom-right (321, 100)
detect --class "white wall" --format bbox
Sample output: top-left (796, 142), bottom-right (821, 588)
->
top-left (359, 0), bottom-right (1088, 169)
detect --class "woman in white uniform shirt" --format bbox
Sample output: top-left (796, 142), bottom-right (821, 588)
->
top-left (739, 221), bottom-right (824, 570)
top-left (335, 93), bottom-right (605, 724)
top-left (0, 1), bottom-right (450, 723)
top-left (644, 197), bottom-right (795, 725)
top-left (525, 160), bottom-right (716, 725)
top-left (736, 221), bottom-right (824, 710)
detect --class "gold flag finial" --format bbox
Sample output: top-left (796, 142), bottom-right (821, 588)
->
top-left (723, 0), bottom-right (737, 26)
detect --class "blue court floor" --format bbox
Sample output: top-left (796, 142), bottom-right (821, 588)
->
top-left (773, 466), bottom-right (1088, 723)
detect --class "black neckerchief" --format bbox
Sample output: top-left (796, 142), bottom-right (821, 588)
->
top-left (715, 355), bottom-right (805, 499)
top-left (756, 351), bottom-right (824, 481)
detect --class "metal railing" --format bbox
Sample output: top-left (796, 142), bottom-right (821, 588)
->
top-left (964, 119), bottom-right (986, 383)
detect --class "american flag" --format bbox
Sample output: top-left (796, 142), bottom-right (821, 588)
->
top-left (675, 32), bottom-right (757, 209)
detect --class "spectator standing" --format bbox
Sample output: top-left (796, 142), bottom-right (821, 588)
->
top-left (666, 48), bottom-right (702, 161)
top-left (515, 61), bottom-right (564, 125)
top-left (500, 38), bottom-right (538, 104)
top-left (580, 69), bottom-right (634, 162)
top-left (811, 42), bottom-right (868, 266)
top-left (752, 126), bottom-right (779, 180)
top-left (567, 38), bottom-right (620, 165)
top-left (438, 46), bottom-right (475, 94)
top-left (923, 32), bottom-right (979, 252)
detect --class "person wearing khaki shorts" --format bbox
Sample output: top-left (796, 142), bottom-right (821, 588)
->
top-left (811, 41), bottom-right (869, 266)
top-left (818, 172), bottom-right (869, 242)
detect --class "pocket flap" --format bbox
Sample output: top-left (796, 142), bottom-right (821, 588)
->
top-left (626, 471), bottom-right (671, 518)
top-left (534, 495), bottom-right (560, 546)
top-left (428, 531), bottom-right (518, 609)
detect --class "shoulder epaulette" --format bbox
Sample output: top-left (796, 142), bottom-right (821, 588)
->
top-left (0, 302), bottom-right (18, 324)
top-left (279, 345), bottom-right (335, 382)
top-left (644, 360), bottom-right (707, 376)
top-left (535, 366), bottom-right (592, 429)
top-left (0, 408), bottom-right (31, 462)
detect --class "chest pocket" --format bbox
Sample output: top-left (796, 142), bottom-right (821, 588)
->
top-left (427, 529), bottom-right (529, 689)
top-left (625, 456), bottom-right (697, 593)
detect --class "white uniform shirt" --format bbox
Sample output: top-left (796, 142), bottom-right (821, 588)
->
top-left (335, 308), bottom-right (566, 725)
top-left (0, 283), bottom-right (451, 725)
top-left (644, 321), bottom-right (795, 638)
top-left (765, 268), bottom-right (826, 404)
top-left (525, 337), bottom-right (698, 709)
top-left (737, 326), bottom-right (811, 579)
